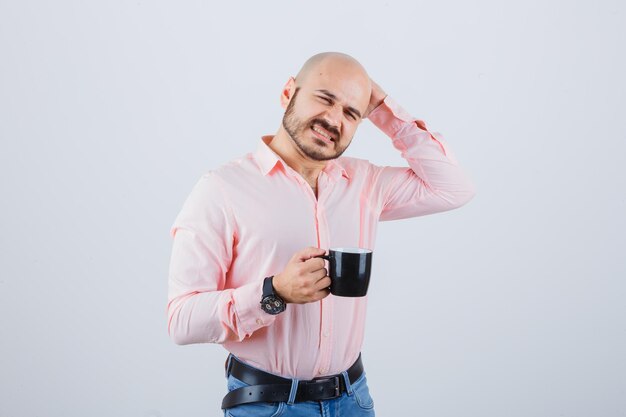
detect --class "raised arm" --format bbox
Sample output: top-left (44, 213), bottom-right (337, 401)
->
top-left (366, 82), bottom-right (476, 221)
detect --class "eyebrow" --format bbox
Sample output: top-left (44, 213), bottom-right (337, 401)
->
top-left (315, 89), bottom-right (362, 119)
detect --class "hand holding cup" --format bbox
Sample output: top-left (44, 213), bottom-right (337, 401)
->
top-left (272, 247), bottom-right (332, 304)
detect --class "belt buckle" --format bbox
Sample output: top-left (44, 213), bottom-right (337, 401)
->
top-left (312, 375), bottom-right (341, 400)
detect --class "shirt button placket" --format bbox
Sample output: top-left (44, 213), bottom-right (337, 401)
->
top-left (317, 181), bottom-right (333, 375)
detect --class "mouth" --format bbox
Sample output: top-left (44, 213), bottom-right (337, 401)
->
top-left (310, 125), bottom-right (336, 145)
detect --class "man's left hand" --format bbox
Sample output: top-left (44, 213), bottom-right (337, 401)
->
top-left (363, 79), bottom-right (387, 119)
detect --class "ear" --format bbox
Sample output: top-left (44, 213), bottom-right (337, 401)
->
top-left (279, 77), bottom-right (296, 110)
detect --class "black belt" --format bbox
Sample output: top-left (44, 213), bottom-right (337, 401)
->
top-left (221, 354), bottom-right (364, 409)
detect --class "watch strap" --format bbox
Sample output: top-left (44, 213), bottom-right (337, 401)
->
top-left (262, 276), bottom-right (275, 298)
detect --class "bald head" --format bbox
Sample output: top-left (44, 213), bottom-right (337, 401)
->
top-left (294, 52), bottom-right (371, 93)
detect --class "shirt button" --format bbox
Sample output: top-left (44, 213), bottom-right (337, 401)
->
top-left (319, 367), bottom-right (328, 374)
top-left (322, 330), bottom-right (329, 337)
top-left (256, 318), bottom-right (264, 325)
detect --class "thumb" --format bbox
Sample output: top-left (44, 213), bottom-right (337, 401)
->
top-left (296, 246), bottom-right (327, 262)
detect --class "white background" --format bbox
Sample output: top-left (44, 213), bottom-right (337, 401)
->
top-left (1, 0), bottom-right (625, 416)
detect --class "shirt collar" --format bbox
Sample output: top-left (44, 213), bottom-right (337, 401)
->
top-left (255, 135), bottom-right (350, 181)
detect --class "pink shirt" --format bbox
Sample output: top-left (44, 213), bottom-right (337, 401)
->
top-left (167, 96), bottom-right (475, 380)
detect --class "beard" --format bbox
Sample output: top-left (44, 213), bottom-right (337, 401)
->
top-left (282, 88), bottom-right (349, 161)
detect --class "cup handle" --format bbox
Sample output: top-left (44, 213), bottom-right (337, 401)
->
top-left (316, 254), bottom-right (330, 261)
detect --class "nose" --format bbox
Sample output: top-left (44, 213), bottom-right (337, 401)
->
top-left (324, 102), bottom-right (343, 129)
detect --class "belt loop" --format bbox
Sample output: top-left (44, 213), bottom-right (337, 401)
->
top-left (225, 354), bottom-right (234, 378)
top-left (287, 378), bottom-right (299, 405)
top-left (341, 371), bottom-right (353, 396)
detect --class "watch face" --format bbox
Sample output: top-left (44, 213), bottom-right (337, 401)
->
top-left (261, 296), bottom-right (285, 315)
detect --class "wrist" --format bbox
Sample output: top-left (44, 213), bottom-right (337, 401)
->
top-left (364, 95), bottom-right (387, 119)
top-left (260, 276), bottom-right (287, 315)
top-left (271, 273), bottom-right (288, 302)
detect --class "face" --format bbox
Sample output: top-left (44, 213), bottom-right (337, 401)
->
top-left (281, 69), bottom-right (370, 162)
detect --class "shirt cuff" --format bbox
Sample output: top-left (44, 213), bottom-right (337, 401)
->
top-left (367, 95), bottom-right (451, 157)
top-left (367, 95), bottom-right (430, 138)
top-left (231, 278), bottom-right (277, 335)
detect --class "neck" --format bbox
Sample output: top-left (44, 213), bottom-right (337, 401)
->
top-left (267, 126), bottom-right (327, 183)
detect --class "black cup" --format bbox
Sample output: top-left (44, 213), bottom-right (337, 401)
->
top-left (317, 247), bottom-right (373, 297)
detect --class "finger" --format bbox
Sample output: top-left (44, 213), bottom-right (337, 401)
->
top-left (303, 257), bottom-right (326, 271)
top-left (311, 288), bottom-right (331, 302)
top-left (296, 247), bottom-right (327, 262)
top-left (308, 268), bottom-right (327, 282)
top-left (314, 276), bottom-right (332, 291)
top-left (299, 268), bottom-right (326, 287)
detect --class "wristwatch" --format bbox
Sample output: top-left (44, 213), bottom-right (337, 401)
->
top-left (260, 276), bottom-right (286, 315)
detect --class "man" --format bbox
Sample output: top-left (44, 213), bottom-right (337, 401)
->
top-left (167, 52), bottom-right (475, 416)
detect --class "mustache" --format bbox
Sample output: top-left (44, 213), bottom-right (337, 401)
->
top-left (309, 119), bottom-right (340, 140)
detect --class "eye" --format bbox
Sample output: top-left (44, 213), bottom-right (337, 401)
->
top-left (318, 96), bottom-right (332, 105)
top-left (345, 111), bottom-right (357, 121)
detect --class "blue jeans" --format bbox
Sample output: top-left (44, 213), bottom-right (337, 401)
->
top-left (222, 366), bottom-right (376, 417)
